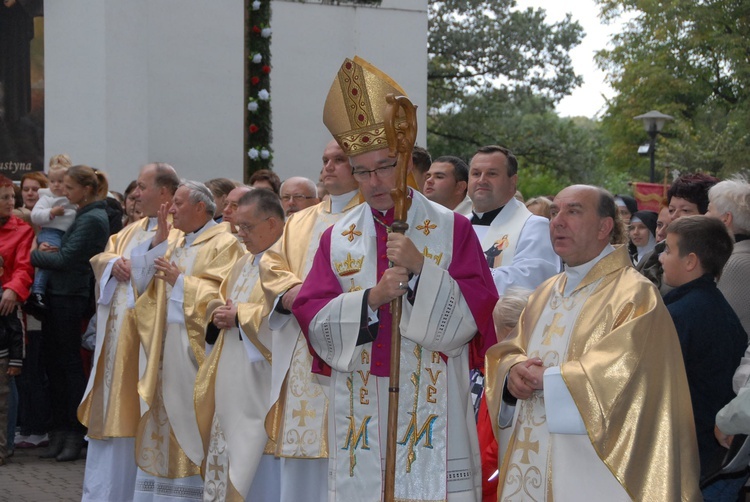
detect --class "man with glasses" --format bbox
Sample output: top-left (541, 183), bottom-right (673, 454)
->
top-left (259, 138), bottom-right (362, 502)
top-left (291, 56), bottom-right (498, 501)
top-left (196, 189), bottom-right (286, 501)
top-left (279, 177), bottom-right (320, 216)
top-left (221, 185), bottom-right (252, 236)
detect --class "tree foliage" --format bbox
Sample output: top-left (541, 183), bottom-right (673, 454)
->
top-left (596, 0), bottom-right (750, 180)
top-left (427, 1), bottom-right (625, 197)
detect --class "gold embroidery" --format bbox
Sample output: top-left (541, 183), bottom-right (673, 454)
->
top-left (357, 370), bottom-right (371, 386)
top-left (427, 386), bottom-right (437, 403)
top-left (334, 253), bottom-right (365, 276)
top-left (416, 219), bottom-right (437, 236)
top-left (431, 351), bottom-right (441, 364)
top-left (208, 455), bottom-right (224, 480)
top-left (292, 400), bottom-right (316, 427)
top-left (359, 388), bottom-right (369, 405)
top-left (360, 349), bottom-right (370, 365)
top-left (341, 223), bottom-right (362, 242)
top-left (517, 427), bottom-right (539, 464)
top-left (422, 247), bottom-right (444, 266)
top-left (348, 278), bottom-right (362, 292)
top-left (426, 368), bottom-right (442, 385)
top-left (541, 313), bottom-right (565, 346)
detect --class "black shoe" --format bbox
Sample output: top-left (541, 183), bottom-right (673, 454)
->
top-left (56, 432), bottom-right (85, 462)
top-left (39, 431), bottom-right (65, 459)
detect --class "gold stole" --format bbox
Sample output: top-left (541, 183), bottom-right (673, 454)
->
top-left (80, 218), bottom-right (155, 438)
top-left (327, 194), bottom-right (453, 501)
top-left (499, 277), bottom-right (600, 501)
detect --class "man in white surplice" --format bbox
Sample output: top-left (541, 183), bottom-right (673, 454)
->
top-left (196, 189), bottom-right (286, 501)
top-left (130, 181), bottom-right (245, 501)
top-left (81, 163), bottom-right (180, 502)
top-left (468, 145), bottom-right (559, 295)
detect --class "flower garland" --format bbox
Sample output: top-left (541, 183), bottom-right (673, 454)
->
top-left (246, 0), bottom-right (272, 176)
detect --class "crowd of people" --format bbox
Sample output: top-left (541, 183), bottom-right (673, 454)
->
top-left (1, 55), bottom-right (749, 502)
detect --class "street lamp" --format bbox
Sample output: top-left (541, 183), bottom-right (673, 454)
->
top-left (634, 110), bottom-right (674, 183)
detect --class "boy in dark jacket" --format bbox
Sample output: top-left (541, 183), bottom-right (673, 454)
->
top-left (660, 215), bottom-right (747, 497)
top-left (0, 254), bottom-right (24, 465)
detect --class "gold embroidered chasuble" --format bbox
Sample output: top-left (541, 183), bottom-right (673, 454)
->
top-left (194, 252), bottom-right (275, 501)
top-left (485, 247), bottom-right (701, 501)
top-left (80, 217), bottom-right (157, 438)
top-left (259, 194), bottom-right (361, 459)
top-left (135, 222), bottom-right (245, 479)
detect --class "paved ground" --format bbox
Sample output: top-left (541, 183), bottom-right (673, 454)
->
top-left (0, 446), bottom-right (85, 502)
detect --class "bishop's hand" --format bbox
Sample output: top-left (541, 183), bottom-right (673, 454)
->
top-left (367, 266), bottom-right (409, 311)
top-left (386, 233), bottom-right (423, 276)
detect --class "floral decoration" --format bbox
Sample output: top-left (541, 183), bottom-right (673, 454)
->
top-left (246, 0), bottom-right (272, 174)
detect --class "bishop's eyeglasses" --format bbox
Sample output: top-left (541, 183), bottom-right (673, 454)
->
top-left (351, 161), bottom-right (397, 182)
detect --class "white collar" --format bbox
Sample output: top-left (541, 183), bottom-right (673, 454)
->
top-left (329, 189), bottom-right (359, 214)
top-left (184, 219), bottom-right (216, 247)
top-left (563, 244), bottom-right (614, 296)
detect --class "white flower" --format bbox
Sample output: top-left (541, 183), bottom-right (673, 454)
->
top-left (252, 53), bottom-right (262, 64)
top-left (248, 148), bottom-right (259, 160)
top-left (261, 27), bottom-right (272, 38)
top-left (260, 149), bottom-right (270, 159)
top-left (247, 101), bottom-right (259, 112)
top-left (257, 89), bottom-right (270, 101)
top-left (252, 1), bottom-right (261, 10)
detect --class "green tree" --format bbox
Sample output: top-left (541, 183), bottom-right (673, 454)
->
top-left (427, 1), bottom-right (622, 196)
top-left (596, 0), bottom-right (750, 180)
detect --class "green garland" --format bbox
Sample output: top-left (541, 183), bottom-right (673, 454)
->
top-left (246, 0), bottom-right (273, 177)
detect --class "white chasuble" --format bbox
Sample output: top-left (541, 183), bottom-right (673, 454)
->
top-left (501, 276), bottom-right (627, 501)
top-left (475, 197), bottom-right (531, 269)
top-left (312, 195), bottom-right (480, 502)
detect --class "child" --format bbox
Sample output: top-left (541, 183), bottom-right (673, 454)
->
top-left (0, 255), bottom-right (24, 466)
top-left (27, 165), bottom-right (77, 311)
top-left (660, 215), bottom-right (747, 494)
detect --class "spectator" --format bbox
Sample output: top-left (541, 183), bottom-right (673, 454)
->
top-left (660, 215), bottom-right (746, 496)
top-left (656, 204), bottom-right (670, 242)
top-left (205, 177), bottom-right (236, 222)
top-left (525, 196), bottom-right (553, 219)
top-left (628, 210), bottom-right (658, 265)
top-left (0, 254), bottom-right (24, 467)
top-left (122, 180), bottom-right (143, 227)
top-left (31, 165), bottom-right (110, 462)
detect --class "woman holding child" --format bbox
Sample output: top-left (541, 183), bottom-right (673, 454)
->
top-left (31, 165), bottom-right (110, 462)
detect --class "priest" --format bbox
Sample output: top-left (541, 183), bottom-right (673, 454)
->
top-left (130, 181), bottom-right (245, 501)
top-left (80, 163), bottom-right (180, 502)
top-left (485, 184), bottom-right (701, 500)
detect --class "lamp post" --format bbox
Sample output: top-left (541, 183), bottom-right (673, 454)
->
top-left (634, 110), bottom-right (674, 183)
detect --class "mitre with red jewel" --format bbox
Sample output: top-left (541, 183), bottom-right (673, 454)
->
top-left (323, 56), bottom-right (409, 156)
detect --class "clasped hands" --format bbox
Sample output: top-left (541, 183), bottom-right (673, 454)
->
top-left (367, 233), bottom-right (423, 310)
top-left (508, 358), bottom-right (546, 400)
top-left (212, 299), bottom-right (237, 330)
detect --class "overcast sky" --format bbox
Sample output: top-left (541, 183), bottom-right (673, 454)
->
top-left (514, 0), bottom-right (627, 119)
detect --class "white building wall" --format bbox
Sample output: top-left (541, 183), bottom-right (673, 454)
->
top-left (45, 0), bottom-right (426, 193)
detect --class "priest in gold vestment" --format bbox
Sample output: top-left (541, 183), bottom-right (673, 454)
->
top-left (80, 163), bottom-right (180, 502)
top-left (259, 138), bottom-right (361, 502)
top-left (194, 189), bottom-right (286, 501)
top-left (485, 185), bottom-right (701, 501)
top-left (130, 181), bottom-right (245, 501)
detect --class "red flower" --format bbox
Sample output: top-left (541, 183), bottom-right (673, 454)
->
top-left (249, 124), bottom-right (259, 134)
top-left (252, 26), bottom-right (261, 34)
top-left (251, 76), bottom-right (260, 85)
top-left (262, 65), bottom-right (271, 74)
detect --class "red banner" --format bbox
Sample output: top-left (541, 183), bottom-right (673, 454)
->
top-left (632, 182), bottom-right (668, 212)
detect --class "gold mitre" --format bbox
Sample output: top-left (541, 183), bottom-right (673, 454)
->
top-left (323, 56), bottom-right (408, 157)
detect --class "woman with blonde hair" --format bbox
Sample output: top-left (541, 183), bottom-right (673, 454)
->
top-left (31, 165), bottom-right (110, 462)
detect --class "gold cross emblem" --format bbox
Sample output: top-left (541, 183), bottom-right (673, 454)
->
top-left (517, 427), bottom-right (539, 464)
top-left (541, 313), bottom-right (566, 346)
top-left (208, 455), bottom-right (224, 480)
top-left (292, 400), bottom-right (316, 426)
top-left (416, 219), bottom-right (437, 236)
top-left (150, 431), bottom-right (164, 447)
top-left (341, 224), bottom-right (362, 242)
